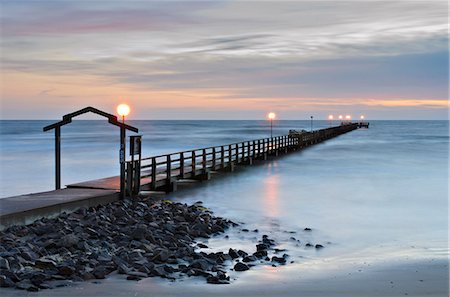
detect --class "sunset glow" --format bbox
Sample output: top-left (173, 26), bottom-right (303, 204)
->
top-left (0, 2), bottom-right (447, 120)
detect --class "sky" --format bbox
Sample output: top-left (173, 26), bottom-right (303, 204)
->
top-left (0, 1), bottom-right (448, 120)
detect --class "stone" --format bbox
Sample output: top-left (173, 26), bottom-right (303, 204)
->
top-left (126, 275), bottom-right (141, 281)
top-left (16, 280), bottom-right (33, 290)
top-left (304, 228), bottom-right (312, 231)
top-left (197, 243), bottom-right (208, 249)
top-left (59, 234), bottom-right (79, 248)
top-left (256, 243), bottom-right (269, 251)
top-left (30, 272), bottom-right (48, 286)
top-left (58, 266), bottom-right (75, 276)
top-left (190, 259), bottom-right (209, 271)
top-left (228, 248), bottom-right (239, 259)
top-left (253, 250), bottom-right (267, 258)
top-left (315, 244), bottom-right (324, 249)
top-left (0, 257), bottom-right (10, 270)
top-left (92, 266), bottom-right (107, 279)
top-left (242, 255), bottom-right (257, 262)
top-left (35, 259), bottom-right (57, 270)
top-left (271, 256), bottom-right (286, 264)
top-left (206, 275), bottom-right (230, 284)
top-left (0, 275), bottom-right (15, 287)
top-left (233, 262), bottom-right (249, 272)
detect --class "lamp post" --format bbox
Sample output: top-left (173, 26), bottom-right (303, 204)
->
top-left (268, 112), bottom-right (276, 138)
top-left (117, 103), bottom-right (130, 199)
top-left (345, 115), bottom-right (351, 123)
top-left (310, 116), bottom-right (313, 132)
top-left (328, 115), bottom-right (333, 127)
top-left (360, 115), bottom-right (365, 122)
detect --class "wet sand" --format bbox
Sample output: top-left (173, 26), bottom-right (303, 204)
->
top-left (1, 258), bottom-right (447, 297)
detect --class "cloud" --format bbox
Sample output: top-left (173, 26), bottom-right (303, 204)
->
top-left (0, 1), bottom-right (448, 119)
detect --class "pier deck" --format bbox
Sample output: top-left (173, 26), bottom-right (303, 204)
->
top-left (0, 122), bottom-right (365, 230)
top-left (0, 188), bottom-right (118, 230)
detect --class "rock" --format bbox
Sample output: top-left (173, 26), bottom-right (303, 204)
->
top-left (16, 280), bottom-right (34, 290)
top-left (0, 275), bottom-right (14, 287)
top-left (305, 243), bottom-right (313, 247)
top-left (304, 228), bottom-right (312, 231)
top-left (206, 275), bottom-right (230, 284)
top-left (30, 272), bottom-right (48, 286)
top-left (228, 248), bottom-right (239, 259)
top-left (271, 256), bottom-right (286, 264)
top-left (253, 250), bottom-right (267, 258)
top-left (189, 259), bottom-right (209, 271)
top-left (58, 266), bottom-right (75, 276)
top-left (242, 255), bottom-right (257, 262)
top-left (130, 226), bottom-right (148, 240)
top-left (117, 263), bottom-right (132, 275)
top-left (197, 243), bottom-right (208, 249)
top-left (35, 259), bottom-right (57, 270)
top-left (233, 262), bottom-right (249, 272)
top-left (256, 243), bottom-right (269, 251)
top-left (237, 250), bottom-right (248, 257)
top-left (241, 229), bottom-right (249, 232)
top-left (315, 244), bottom-right (324, 249)
top-left (126, 275), bottom-right (141, 281)
top-left (0, 257), bottom-right (10, 270)
top-left (59, 234), bottom-right (78, 248)
top-left (92, 266), bottom-right (107, 279)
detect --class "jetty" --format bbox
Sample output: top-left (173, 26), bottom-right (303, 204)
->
top-left (0, 112), bottom-right (366, 230)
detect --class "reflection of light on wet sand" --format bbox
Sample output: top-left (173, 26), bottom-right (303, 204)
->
top-left (263, 162), bottom-right (280, 217)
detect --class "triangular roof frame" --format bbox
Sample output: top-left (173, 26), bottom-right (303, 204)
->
top-left (43, 106), bottom-right (138, 132)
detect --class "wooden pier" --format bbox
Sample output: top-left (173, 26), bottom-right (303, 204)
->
top-left (122, 122), bottom-right (360, 194)
top-left (0, 122), bottom-right (363, 230)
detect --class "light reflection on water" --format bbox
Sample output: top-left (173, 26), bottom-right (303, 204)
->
top-left (263, 163), bottom-right (280, 218)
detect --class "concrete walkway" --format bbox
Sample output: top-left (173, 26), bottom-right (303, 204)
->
top-left (0, 188), bottom-right (119, 230)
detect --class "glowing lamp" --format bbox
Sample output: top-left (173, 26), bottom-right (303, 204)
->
top-left (117, 104), bottom-right (130, 118)
top-left (268, 112), bottom-right (276, 120)
top-left (328, 115), bottom-right (334, 120)
top-left (338, 115), bottom-right (343, 120)
top-left (345, 115), bottom-right (351, 120)
top-left (360, 115), bottom-right (365, 120)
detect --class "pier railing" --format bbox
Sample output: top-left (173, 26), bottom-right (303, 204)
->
top-left (125, 123), bottom-right (359, 195)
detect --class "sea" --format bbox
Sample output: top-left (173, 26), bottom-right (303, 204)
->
top-left (0, 120), bottom-right (448, 295)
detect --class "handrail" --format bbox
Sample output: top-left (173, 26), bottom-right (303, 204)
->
top-left (125, 123), bottom-right (359, 193)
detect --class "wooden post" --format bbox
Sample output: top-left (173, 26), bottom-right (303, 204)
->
top-left (151, 157), bottom-right (156, 190)
top-left (228, 145), bottom-right (232, 165)
top-left (120, 123), bottom-right (126, 199)
top-left (55, 126), bottom-right (61, 190)
top-left (271, 137), bottom-right (274, 154)
top-left (180, 152), bottom-right (185, 178)
top-left (235, 144), bottom-right (239, 163)
top-left (126, 162), bottom-right (132, 196)
top-left (221, 146), bottom-right (225, 169)
top-left (212, 147), bottom-right (216, 170)
top-left (202, 148), bottom-right (207, 174)
top-left (192, 151), bottom-right (196, 175)
top-left (166, 155), bottom-right (171, 184)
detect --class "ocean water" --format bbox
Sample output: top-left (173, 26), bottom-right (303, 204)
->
top-left (0, 120), bottom-right (448, 294)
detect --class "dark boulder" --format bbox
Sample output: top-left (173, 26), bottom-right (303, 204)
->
top-left (233, 262), bottom-right (249, 272)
